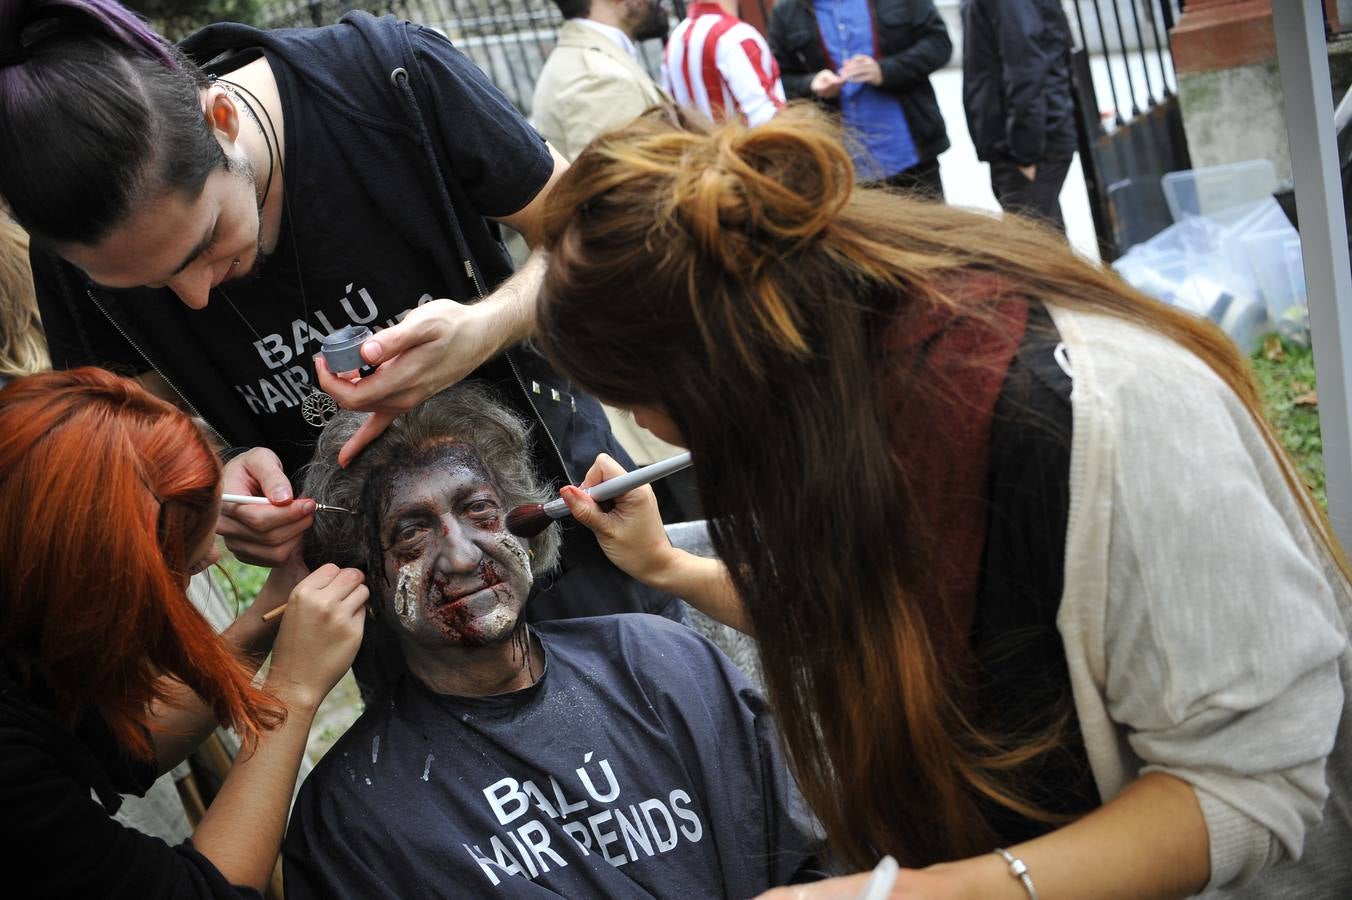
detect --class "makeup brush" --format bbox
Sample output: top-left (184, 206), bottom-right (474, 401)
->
top-left (222, 493), bottom-right (357, 515)
top-left (506, 451), bottom-right (693, 538)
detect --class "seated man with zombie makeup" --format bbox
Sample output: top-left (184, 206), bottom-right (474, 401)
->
top-left (282, 383), bottom-right (821, 898)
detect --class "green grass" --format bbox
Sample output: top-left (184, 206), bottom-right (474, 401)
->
top-left (212, 553), bottom-right (270, 610)
top-left (210, 551), bottom-right (364, 763)
top-left (1251, 334), bottom-right (1326, 509)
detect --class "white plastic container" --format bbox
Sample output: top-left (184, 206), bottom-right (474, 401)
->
top-left (1161, 160), bottom-right (1280, 225)
top-left (1243, 231), bottom-right (1308, 341)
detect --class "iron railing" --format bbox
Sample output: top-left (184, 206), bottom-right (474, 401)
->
top-left (1067, 0), bottom-right (1189, 259)
top-left (260, 0), bottom-right (674, 115)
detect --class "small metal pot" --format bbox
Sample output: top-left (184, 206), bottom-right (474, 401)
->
top-left (320, 325), bottom-right (374, 377)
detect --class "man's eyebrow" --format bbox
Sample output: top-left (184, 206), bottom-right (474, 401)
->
top-left (382, 482), bottom-right (497, 523)
top-left (385, 499), bottom-right (438, 525)
top-left (166, 221), bottom-right (218, 279)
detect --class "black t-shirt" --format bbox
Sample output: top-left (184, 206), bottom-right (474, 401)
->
top-left (283, 616), bottom-right (823, 898)
top-left (0, 656), bottom-right (262, 899)
top-left (173, 45), bottom-right (543, 473)
top-left (972, 304), bottom-right (1099, 841)
top-left (35, 18), bottom-right (554, 478)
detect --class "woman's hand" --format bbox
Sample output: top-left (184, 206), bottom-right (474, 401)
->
top-left (756, 862), bottom-right (994, 900)
top-left (559, 453), bottom-right (678, 585)
top-left (763, 773), bottom-right (1211, 900)
top-left (264, 563), bottom-right (368, 711)
top-left (561, 453), bottom-right (751, 632)
top-left (217, 447), bottom-right (314, 567)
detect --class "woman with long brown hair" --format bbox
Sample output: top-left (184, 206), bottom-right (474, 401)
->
top-left (536, 106), bottom-right (1352, 898)
top-left (0, 367), bottom-right (368, 897)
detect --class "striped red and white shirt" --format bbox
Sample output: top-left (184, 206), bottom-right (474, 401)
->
top-left (662, 3), bottom-right (786, 127)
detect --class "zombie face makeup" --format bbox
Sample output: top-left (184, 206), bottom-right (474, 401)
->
top-left (377, 445), bottom-right (534, 649)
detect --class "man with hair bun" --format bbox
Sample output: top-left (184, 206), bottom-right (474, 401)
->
top-left (0, 0), bottom-right (679, 701)
top-left (282, 382), bottom-right (822, 898)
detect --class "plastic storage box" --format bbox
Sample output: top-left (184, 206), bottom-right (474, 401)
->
top-left (1161, 160), bottom-right (1280, 225)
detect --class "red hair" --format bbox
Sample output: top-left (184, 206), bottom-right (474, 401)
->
top-left (0, 368), bottom-right (281, 759)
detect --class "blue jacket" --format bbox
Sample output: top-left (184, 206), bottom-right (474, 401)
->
top-left (767, 0), bottom-right (952, 164)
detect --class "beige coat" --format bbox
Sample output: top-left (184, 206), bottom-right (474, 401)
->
top-left (531, 21), bottom-right (679, 465)
top-left (530, 20), bottom-right (666, 162)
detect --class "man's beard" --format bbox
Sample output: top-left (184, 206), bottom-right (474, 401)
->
top-left (223, 154), bottom-right (272, 285)
top-left (630, 0), bottom-right (669, 42)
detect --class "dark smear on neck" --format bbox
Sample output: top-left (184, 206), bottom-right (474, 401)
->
top-left (511, 621), bottom-right (536, 683)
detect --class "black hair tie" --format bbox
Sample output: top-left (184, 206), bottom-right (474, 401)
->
top-left (0, 45), bottom-right (28, 67)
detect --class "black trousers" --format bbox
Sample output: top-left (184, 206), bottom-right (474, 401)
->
top-left (990, 157), bottom-right (1072, 234)
top-left (877, 157), bottom-right (945, 201)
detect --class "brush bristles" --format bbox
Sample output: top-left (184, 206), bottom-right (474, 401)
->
top-left (506, 503), bottom-right (550, 538)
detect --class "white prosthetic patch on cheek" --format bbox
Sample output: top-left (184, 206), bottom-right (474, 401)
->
top-left (494, 532), bottom-right (532, 581)
top-left (482, 606), bottom-right (516, 635)
top-left (392, 558), bottom-right (425, 629)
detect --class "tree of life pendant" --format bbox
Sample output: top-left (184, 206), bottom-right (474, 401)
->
top-left (301, 389), bottom-right (339, 428)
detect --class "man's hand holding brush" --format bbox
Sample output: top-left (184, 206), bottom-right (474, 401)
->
top-left (560, 454), bottom-right (750, 634)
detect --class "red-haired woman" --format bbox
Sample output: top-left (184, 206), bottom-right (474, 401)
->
top-left (539, 107), bottom-right (1352, 898)
top-left (0, 368), bottom-right (368, 898)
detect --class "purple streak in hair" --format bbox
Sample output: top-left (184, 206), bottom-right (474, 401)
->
top-left (0, 0), bottom-right (177, 69)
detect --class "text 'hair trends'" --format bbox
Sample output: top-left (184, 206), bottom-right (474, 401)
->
top-left (0, 0), bottom-right (225, 245)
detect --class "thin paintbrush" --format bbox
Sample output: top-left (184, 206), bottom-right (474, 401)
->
top-left (221, 493), bottom-right (357, 515)
top-left (505, 451), bottom-right (693, 538)
top-left (225, 493), bottom-right (356, 623)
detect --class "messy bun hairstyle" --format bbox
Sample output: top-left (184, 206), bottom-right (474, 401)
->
top-left (537, 104), bottom-right (1349, 867)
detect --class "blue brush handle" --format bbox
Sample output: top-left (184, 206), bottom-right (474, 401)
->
top-left (541, 451), bottom-right (693, 519)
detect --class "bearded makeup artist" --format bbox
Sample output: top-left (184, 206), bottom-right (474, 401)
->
top-left (0, 368), bottom-right (368, 898)
top-left (532, 106), bottom-right (1352, 899)
top-left (2, 0), bottom-right (679, 720)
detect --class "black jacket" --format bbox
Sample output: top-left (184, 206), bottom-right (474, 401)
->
top-left (767, 0), bottom-right (952, 164)
top-left (960, 0), bottom-right (1077, 164)
top-left (0, 657), bottom-right (261, 898)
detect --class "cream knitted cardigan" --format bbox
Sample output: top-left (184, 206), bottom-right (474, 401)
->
top-left (1049, 304), bottom-right (1352, 897)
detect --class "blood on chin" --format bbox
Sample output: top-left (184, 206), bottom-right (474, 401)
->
top-left (424, 578), bottom-right (520, 645)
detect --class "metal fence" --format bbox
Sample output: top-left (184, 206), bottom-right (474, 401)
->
top-left (1068, 0), bottom-right (1189, 260)
top-left (260, 0), bottom-right (672, 115)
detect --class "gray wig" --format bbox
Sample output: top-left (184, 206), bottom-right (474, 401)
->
top-left (300, 382), bottom-right (562, 601)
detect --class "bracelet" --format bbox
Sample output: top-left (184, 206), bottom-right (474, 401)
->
top-left (993, 848), bottom-right (1038, 900)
